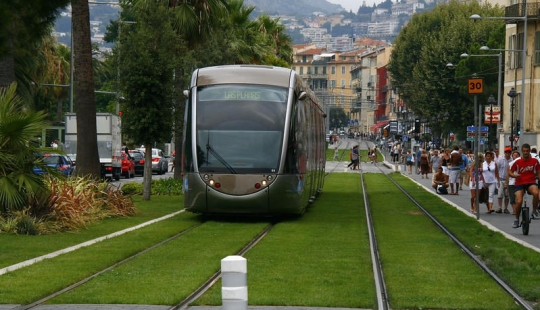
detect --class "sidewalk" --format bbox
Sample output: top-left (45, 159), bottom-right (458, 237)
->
top-left (383, 158), bottom-right (540, 253)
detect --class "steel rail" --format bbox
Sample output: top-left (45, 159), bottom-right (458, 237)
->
top-left (359, 161), bottom-right (390, 310)
top-left (13, 222), bottom-right (205, 310)
top-left (381, 170), bottom-right (533, 310)
top-left (169, 223), bottom-right (276, 310)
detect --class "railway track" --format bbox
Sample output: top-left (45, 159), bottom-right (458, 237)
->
top-left (10, 218), bottom-right (276, 310)
top-left (356, 153), bottom-right (534, 310)
top-left (3, 142), bottom-right (537, 309)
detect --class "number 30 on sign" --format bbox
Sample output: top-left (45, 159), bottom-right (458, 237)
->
top-left (468, 78), bottom-right (484, 94)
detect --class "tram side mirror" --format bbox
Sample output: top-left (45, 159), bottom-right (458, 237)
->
top-left (298, 91), bottom-right (307, 100)
top-left (183, 90), bottom-right (190, 98)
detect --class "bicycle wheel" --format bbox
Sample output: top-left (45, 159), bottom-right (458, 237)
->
top-left (522, 206), bottom-right (530, 235)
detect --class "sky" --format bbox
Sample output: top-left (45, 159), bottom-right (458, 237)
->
top-left (326, 0), bottom-right (380, 12)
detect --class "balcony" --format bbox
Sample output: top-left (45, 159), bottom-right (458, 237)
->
top-left (307, 73), bottom-right (328, 79)
top-left (505, 3), bottom-right (540, 22)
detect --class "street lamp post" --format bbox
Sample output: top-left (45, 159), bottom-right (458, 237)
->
top-left (508, 88), bottom-right (518, 149)
top-left (487, 95), bottom-right (496, 149)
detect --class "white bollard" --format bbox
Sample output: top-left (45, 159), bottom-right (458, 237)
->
top-left (221, 255), bottom-right (247, 310)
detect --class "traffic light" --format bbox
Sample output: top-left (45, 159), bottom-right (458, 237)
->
top-left (414, 119), bottom-right (420, 133)
top-left (515, 119), bottom-right (521, 136)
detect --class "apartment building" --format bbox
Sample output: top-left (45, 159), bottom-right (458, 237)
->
top-left (293, 43), bottom-right (394, 134)
top-left (499, 1), bottom-right (540, 148)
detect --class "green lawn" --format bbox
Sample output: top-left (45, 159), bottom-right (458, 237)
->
top-left (0, 174), bottom-right (537, 308)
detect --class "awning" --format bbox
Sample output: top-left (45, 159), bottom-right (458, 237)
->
top-left (370, 120), bottom-right (390, 132)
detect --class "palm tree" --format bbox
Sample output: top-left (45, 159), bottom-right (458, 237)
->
top-left (71, 0), bottom-right (100, 178)
top-left (256, 14), bottom-right (293, 66)
top-left (34, 35), bottom-right (71, 123)
top-left (0, 83), bottom-right (52, 214)
top-left (0, 0), bottom-right (70, 95)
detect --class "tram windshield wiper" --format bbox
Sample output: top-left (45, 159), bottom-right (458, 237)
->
top-left (206, 143), bottom-right (237, 174)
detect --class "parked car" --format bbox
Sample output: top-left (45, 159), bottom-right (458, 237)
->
top-left (128, 150), bottom-right (145, 176)
top-left (33, 153), bottom-right (75, 176)
top-left (66, 154), bottom-right (77, 165)
top-left (121, 151), bottom-right (135, 178)
top-left (150, 148), bottom-right (168, 175)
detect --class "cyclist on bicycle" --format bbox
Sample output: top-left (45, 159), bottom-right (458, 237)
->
top-left (508, 143), bottom-right (540, 228)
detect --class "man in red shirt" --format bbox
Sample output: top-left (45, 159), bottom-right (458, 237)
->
top-left (508, 143), bottom-right (540, 228)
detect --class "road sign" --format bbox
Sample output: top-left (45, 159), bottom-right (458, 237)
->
top-left (514, 136), bottom-right (520, 143)
top-left (466, 126), bottom-right (489, 132)
top-left (468, 138), bottom-right (487, 143)
top-left (468, 132), bottom-right (488, 137)
top-left (468, 78), bottom-right (484, 94)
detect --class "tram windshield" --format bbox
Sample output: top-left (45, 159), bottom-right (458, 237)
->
top-left (196, 84), bottom-right (288, 173)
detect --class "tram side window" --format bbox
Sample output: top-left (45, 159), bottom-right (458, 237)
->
top-left (183, 96), bottom-right (194, 172)
top-left (284, 98), bottom-right (298, 173)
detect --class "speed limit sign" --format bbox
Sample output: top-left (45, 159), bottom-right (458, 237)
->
top-left (468, 78), bottom-right (484, 94)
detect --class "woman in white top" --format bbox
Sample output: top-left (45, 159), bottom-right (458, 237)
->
top-left (482, 150), bottom-right (500, 213)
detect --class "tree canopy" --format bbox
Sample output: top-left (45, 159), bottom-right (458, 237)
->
top-left (387, 0), bottom-right (505, 140)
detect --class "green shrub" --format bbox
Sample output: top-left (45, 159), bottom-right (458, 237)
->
top-left (121, 182), bottom-right (143, 195)
top-left (0, 177), bottom-right (137, 235)
top-left (0, 216), bottom-right (18, 234)
top-left (151, 178), bottom-right (183, 195)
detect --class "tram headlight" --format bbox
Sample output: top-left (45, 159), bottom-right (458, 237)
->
top-left (266, 175), bottom-right (273, 181)
top-left (261, 180), bottom-right (267, 186)
top-left (209, 179), bottom-right (215, 186)
top-left (203, 174), bottom-right (210, 181)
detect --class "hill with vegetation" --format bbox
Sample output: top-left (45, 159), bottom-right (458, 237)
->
top-left (244, 0), bottom-right (344, 16)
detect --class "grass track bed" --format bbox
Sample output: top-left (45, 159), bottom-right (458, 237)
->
top-left (195, 174), bottom-right (375, 308)
top-left (0, 212), bottom-right (200, 304)
top-left (0, 196), bottom-right (182, 269)
top-left (50, 221), bottom-right (269, 305)
top-left (390, 173), bottom-right (540, 304)
top-left (366, 174), bottom-right (519, 309)
top-left (2, 174), bottom-right (539, 308)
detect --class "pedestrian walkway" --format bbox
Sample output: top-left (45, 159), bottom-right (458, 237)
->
top-left (382, 156), bottom-right (540, 253)
top-left (331, 138), bottom-right (540, 252)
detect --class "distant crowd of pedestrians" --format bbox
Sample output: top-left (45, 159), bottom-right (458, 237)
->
top-left (396, 143), bottom-right (540, 229)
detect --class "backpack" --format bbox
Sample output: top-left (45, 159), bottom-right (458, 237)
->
top-left (437, 185), bottom-right (448, 195)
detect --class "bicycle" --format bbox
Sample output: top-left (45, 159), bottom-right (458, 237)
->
top-left (521, 195), bottom-right (530, 235)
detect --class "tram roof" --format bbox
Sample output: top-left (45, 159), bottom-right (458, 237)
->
top-left (194, 65), bottom-right (293, 88)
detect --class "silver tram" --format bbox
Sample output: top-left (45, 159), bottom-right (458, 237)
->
top-left (181, 65), bottom-right (326, 215)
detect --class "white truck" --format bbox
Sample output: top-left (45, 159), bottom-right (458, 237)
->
top-left (64, 113), bottom-right (122, 181)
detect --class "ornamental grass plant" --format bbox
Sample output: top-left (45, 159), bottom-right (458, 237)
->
top-left (0, 177), bottom-right (136, 235)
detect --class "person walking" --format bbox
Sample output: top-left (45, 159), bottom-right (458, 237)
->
top-left (482, 150), bottom-right (500, 213)
top-left (405, 150), bottom-right (414, 174)
top-left (372, 146), bottom-right (378, 164)
top-left (458, 148), bottom-right (468, 191)
top-left (348, 145), bottom-right (359, 170)
top-left (468, 153), bottom-right (485, 214)
top-left (448, 146), bottom-right (463, 195)
top-left (347, 146), bottom-right (357, 169)
top-left (508, 143), bottom-right (540, 228)
top-left (506, 150), bottom-right (520, 216)
top-left (440, 148), bottom-right (450, 176)
top-left (429, 149), bottom-right (441, 175)
top-left (416, 147), bottom-right (423, 174)
top-left (420, 150), bottom-right (430, 179)
top-left (495, 146), bottom-right (512, 214)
